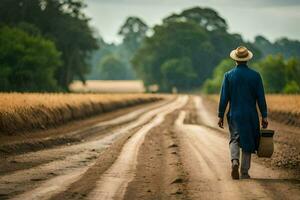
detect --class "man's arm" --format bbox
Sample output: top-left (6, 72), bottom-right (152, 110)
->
top-left (257, 74), bottom-right (268, 128)
top-left (218, 73), bottom-right (229, 128)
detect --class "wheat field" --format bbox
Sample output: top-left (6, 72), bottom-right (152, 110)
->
top-left (69, 80), bottom-right (145, 93)
top-left (0, 93), bottom-right (163, 135)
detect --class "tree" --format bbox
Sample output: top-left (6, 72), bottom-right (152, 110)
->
top-left (253, 35), bottom-right (300, 59)
top-left (202, 59), bottom-right (234, 93)
top-left (87, 16), bottom-right (149, 81)
top-left (161, 57), bottom-right (197, 92)
top-left (283, 81), bottom-right (300, 94)
top-left (132, 6), bottom-right (261, 92)
top-left (163, 7), bottom-right (228, 32)
top-left (253, 55), bottom-right (300, 93)
top-left (254, 55), bottom-right (286, 93)
top-left (0, 26), bottom-right (61, 91)
top-left (132, 20), bottom-right (214, 90)
top-left (98, 55), bottom-right (132, 80)
top-left (117, 16), bottom-right (149, 80)
top-left (118, 16), bottom-right (148, 53)
top-left (285, 57), bottom-right (300, 87)
top-left (0, 0), bottom-right (98, 90)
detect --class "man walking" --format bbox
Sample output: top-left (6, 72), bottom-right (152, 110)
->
top-left (218, 46), bottom-right (268, 179)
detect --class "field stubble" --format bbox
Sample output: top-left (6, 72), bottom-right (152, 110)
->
top-left (0, 93), bottom-right (163, 135)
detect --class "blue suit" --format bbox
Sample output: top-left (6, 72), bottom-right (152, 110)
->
top-left (218, 64), bottom-right (267, 153)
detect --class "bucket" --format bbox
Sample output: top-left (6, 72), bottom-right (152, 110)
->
top-left (257, 129), bottom-right (275, 158)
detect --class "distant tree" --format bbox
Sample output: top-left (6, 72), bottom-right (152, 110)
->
top-left (86, 38), bottom-right (117, 80)
top-left (118, 16), bottom-right (148, 53)
top-left (275, 38), bottom-right (300, 58)
top-left (254, 55), bottom-right (287, 93)
top-left (161, 57), bottom-right (197, 92)
top-left (253, 36), bottom-right (274, 57)
top-left (253, 35), bottom-right (300, 59)
top-left (163, 7), bottom-right (228, 32)
top-left (132, 20), bottom-right (214, 90)
top-left (98, 55), bottom-right (132, 80)
top-left (132, 6), bottom-right (261, 92)
top-left (202, 59), bottom-right (234, 93)
top-left (283, 81), bottom-right (300, 94)
top-left (0, 26), bottom-right (61, 91)
top-left (254, 55), bottom-right (300, 93)
top-left (116, 16), bottom-right (149, 80)
top-left (285, 57), bottom-right (300, 87)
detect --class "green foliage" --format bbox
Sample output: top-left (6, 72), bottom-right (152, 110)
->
top-left (254, 35), bottom-right (300, 59)
top-left (283, 81), bottom-right (300, 94)
top-left (119, 17), bottom-right (148, 54)
top-left (163, 7), bottom-right (228, 32)
top-left (86, 16), bottom-right (148, 81)
top-left (285, 57), bottom-right (300, 87)
top-left (254, 55), bottom-right (300, 94)
top-left (98, 55), bottom-right (133, 80)
top-left (161, 57), bottom-right (197, 92)
top-left (133, 20), bottom-right (213, 89)
top-left (202, 59), bottom-right (234, 93)
top-left (203, 55), bottom-right (300, 94)
top-left (253, 55), bottom-right (286, 93)
top-left (86, 38), bottom-right (118, 80)
top-left (132, 6), bottom-right (261, 92)
top-left (0, 26), bottom-right (61, 91)
top-left (0, 0), bottom-right (98, 90)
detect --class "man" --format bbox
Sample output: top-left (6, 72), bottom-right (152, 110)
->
top-left (218, 46), bottom-right (268, 179)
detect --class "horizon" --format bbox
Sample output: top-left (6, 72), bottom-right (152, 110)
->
top-left (84, 0), bottom-right (300, 44)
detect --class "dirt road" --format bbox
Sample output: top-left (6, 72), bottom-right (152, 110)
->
top-left (0, 96), bottom-right (299, 200)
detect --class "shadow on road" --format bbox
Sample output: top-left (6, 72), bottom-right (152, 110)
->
top-left (251, 178), bottom-right (300, 184)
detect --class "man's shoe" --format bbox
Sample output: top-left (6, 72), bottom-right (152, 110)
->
top-left (240, 173), bottom-right (251, 179)
top-left (231, 162), bottom-right (239, 180)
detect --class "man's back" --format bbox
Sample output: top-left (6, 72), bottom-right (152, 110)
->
top-left (218, 63), bottom-right (267, 153)
top-left (225, 64), bottom-right (263, 116)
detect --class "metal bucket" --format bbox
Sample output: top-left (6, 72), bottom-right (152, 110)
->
top-left (257, 129), bottom-right (275, 158)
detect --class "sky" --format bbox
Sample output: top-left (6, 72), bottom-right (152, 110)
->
top-left (84, 0), bottom-right (300, 44)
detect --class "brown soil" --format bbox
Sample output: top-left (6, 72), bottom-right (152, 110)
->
top-left (123, 110), bottom-right (188, 200)
top-left (0, 98), bottom-right (173, 158)
top-left (0, 95), bottom-right (299, 200)
top-left (202, 95), bottom-right (300, 175)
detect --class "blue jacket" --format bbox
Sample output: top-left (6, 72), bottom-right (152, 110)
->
top-left (218, 64), bottom-right (267, 153)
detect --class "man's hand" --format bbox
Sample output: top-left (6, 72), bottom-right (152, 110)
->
top-left (262, 117), bottom-right (268, 129)
top-left (218, 117), bottom-right (224, 129)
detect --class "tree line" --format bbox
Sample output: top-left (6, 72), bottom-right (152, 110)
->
top-left (1, 3), bottom-right (300, 93)
top-left (86, 17), bottom-right (148, 81)
top-left (125, 7), bottom-right (300, 93)
top-left (202, 55), bottom-right (300, 94)
top-left (0, 0), bottom-right (97, 91)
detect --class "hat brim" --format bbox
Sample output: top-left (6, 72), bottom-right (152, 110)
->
top-left (230, 50), bottom-right (253, 61)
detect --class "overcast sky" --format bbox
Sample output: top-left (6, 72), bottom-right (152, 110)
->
top-left (84, 0), bottom-right (300, 43)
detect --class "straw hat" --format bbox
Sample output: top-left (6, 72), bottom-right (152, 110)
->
top-left (230, 46), bottom-right (253, 61)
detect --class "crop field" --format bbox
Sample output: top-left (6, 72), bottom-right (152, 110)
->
top-left (207, 94), bottom-right (300, 126)
top-left (0, 93), bottom-right (163, 135)
top-left (69, 80), bottom-right (146, 93)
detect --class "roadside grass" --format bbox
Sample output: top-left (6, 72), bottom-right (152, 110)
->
top-left (0, 93), bottom-right (163, 135)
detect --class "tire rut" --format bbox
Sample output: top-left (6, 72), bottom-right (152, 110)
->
top-left (175, 96), bottom-right (300, 200)
top-left (0, 98), bottom-right (177, 199)
top-left (86, 96), bottom-right (188, 200)
top-left (2, 96), bottom-right (187, 200)
top-left (123, 110), bottom-right (190, 200)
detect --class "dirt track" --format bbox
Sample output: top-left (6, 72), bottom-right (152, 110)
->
top-left (0, 95), bottom-right (299, 200)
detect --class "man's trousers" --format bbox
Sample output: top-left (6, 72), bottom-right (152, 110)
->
top-left (230, 137), bottom-right (251, 174)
